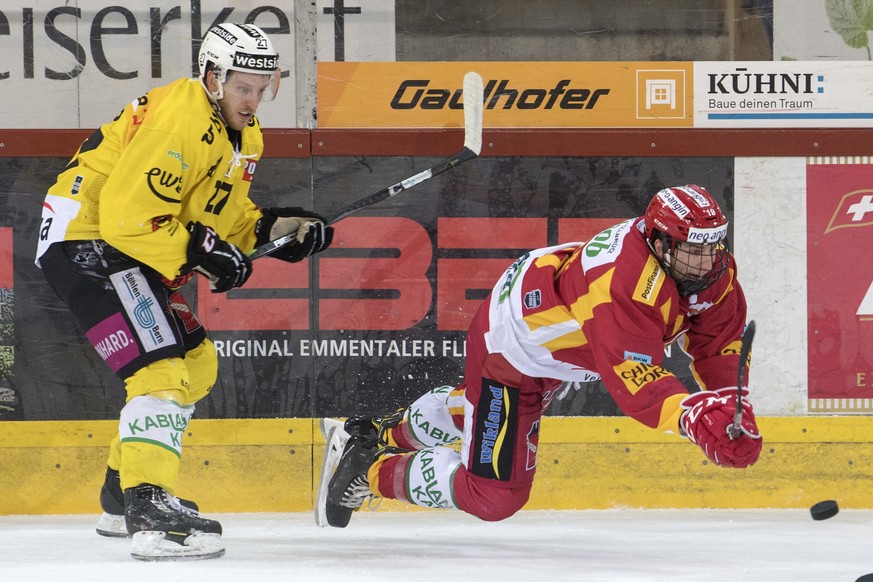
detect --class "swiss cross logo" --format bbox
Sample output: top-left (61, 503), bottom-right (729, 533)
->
top-left (807, 164), bottom-right (873, 407)
top-left (243, 159), bottom-right (257, 182)
top-left (825, 190), bottom-right (873, 233)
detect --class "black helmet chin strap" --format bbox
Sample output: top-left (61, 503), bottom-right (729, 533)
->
top-left (647, 230), bottom-right (675, 273)
top-left (648, 230), bottom-right (726, 297)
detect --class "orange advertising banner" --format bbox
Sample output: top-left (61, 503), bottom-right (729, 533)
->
top-left (317, 62), bottom-right (693, 128)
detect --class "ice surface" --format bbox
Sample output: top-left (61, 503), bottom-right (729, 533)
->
top-left (0, 508), bottom-right (870, 581)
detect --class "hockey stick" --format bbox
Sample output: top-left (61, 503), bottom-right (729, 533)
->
top-left (249, 71), bottom-right (485, 261)
top-left (728, 319), bottom-right (756, 440)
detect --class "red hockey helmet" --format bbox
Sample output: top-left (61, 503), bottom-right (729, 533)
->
top-left (644, 184), bottom-right (728, 244)
top-left (644, 185), bottom-right (730, 296)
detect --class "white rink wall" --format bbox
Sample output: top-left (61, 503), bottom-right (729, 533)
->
top-left (735, 157), bottom-right (808, 415)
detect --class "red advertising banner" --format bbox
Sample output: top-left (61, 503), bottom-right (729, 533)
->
top-left (200, 217), bottom-right (630, 333)
top-left (807, 160), bottom-right (873, 412)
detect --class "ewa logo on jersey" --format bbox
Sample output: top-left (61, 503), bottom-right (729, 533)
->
top-left (144, 167), bottom-right (182, 202)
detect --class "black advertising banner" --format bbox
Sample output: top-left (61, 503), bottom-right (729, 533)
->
top-left (0, 155), bottom-right (734, 420)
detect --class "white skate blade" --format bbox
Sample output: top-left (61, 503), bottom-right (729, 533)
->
top-left (315, 419), bottom-right (349, 527)
top-left (130, 531), bottom-right (225, 561)
top-left (319, 418), bottom-right (348, 441)
top-left (96, 512), bottom-right (129, 538)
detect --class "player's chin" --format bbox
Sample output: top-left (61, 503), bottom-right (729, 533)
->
top-left (230, 113), bottom-right (254, 131)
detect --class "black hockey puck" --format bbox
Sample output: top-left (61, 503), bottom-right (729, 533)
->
top-left (855, 575), bottom-right (873, 582)
top-left (810, 499), bottom-right (839, 520)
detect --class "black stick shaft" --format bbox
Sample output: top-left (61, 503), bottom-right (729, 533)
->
top-left (729, 320), bottom-right (756, 439)
top-left (249, 72), bottom-right (484, 262)
top-left (247, 147), bottom-right (478, 261)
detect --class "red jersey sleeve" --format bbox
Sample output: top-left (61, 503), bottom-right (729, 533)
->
top-left (584, 240), bottom-right (693, 432)
top-left (682, 255), bottom-right (748, 391)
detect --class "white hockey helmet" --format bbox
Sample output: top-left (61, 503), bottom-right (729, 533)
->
top-left (198, 23), bottom-right (280, 102)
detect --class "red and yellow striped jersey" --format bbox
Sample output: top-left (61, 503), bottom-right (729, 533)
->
top-left (485, 217), bottom-right (747, 432)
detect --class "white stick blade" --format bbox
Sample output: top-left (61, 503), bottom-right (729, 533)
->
top-left (463, 71), bottom-right (484, 155)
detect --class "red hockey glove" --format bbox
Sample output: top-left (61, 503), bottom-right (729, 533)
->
top-left (679, 387), bottom-right (762, 468)
top-left (255, 207), bottom-right (334, 263)
top-left (184, 222), bottom-right (252, 293)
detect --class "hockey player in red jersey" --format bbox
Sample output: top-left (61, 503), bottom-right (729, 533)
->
top-left (36, 23), bottom-right (332, 559)
top-left (317, 184), bottom-right (760, 527)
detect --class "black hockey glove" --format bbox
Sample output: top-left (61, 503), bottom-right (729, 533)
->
top-left (254, 207), bottom-right (334, 263)
top-left (184, 222), bottom-right (252, 293)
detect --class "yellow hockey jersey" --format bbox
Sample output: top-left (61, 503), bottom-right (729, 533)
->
top-left (36, 78), bottom-right (264, 280)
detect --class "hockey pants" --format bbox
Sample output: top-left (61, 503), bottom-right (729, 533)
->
top-left (369, 304), bottom-right (559, 522)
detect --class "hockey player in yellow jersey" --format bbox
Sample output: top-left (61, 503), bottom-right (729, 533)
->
top-left (35, 23), bottom-right (332, 560)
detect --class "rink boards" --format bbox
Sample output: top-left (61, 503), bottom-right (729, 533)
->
top-left (0, 415), bottom-right (869, 515)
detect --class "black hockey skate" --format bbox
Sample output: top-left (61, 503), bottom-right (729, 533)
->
top-left (96, 467), bottom-right (199, 538)
top-left (125, 484), bottom-right (224, 561)
top-left (324, 432), bottom-right (379, 528)
top-left (332, 412), bottom-right (403, 451)
top-left (316, 415), bottom-right (405, 528)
